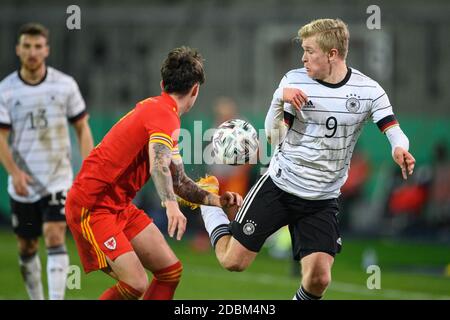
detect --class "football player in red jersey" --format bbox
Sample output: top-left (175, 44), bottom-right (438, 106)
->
top-left (65, 46), bottom-right (242, 300)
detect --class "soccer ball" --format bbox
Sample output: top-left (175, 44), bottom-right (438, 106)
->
top-left (212, 119), bottom-right (259, 165)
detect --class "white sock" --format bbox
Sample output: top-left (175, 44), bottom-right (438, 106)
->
top-left (295, 286), bottom-right (322, 300)
top-left (200, 205), bottom-right (230, 236)
top-left (47, 245), bottom-right (69, 300)
top-left (200, 205), bottom-right (232, 247)
top-left (19, 253), bottom-right (44, 300)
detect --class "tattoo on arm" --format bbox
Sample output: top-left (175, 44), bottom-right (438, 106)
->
top-left (170, 158), bottom-right (212, 205)
top-left (149, 142), bottom-right (177, 202)
top-left (205, 193), bottom-right (217, 206)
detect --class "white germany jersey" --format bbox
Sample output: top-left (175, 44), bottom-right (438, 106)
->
top-left (0, 67), bottom-right (86, 202)
top-left (268, 67), bottom-right (398, 200)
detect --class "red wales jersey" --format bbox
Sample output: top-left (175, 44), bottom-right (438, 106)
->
top-left (71, 92), bottom-right (180, 212)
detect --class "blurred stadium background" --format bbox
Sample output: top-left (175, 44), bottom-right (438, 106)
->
top-left (0, 0), bottom-right (449, 299)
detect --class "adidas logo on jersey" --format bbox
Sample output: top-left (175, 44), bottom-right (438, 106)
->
top-left (303, 100), bottom-right (315, 108)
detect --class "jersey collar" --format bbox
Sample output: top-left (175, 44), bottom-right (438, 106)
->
top-left (315, 67), bottom-right (352, 88)
top-left (161, 91), bottom-right (179, 114)
top-left (17, 67), bottom-right (48, 86)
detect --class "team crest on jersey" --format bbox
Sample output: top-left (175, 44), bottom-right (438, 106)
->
top-left (345, 94), bottom-right (361, 112)
top-left (243, 220), bottom-right (257, 235)
top-left (104, 237), bottom-right (117, 250)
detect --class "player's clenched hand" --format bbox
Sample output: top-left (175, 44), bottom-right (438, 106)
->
top-left (165, 201), bottom-right (187, 240)
top-left (219, 192), bottom-right (243, 218)
top-left (12, 169), bottom-right (33, 196)
top-left (220, 192), bottom-right (243, 208)
top-left (393, 147), bottom-right (415, 180)
top-left (283, 88), bottom-right (308, 111)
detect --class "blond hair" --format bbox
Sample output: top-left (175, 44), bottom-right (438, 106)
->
top-left (298, 18), bottom-right (349, 59)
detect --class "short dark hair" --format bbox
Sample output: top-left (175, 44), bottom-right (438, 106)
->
top-left (160, 46), bottom-right (205, 95)
top-left (17, 23), bottom-right (49, 43)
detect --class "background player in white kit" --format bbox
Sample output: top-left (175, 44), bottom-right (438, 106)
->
top-left (0, 23), bottom-right (94, 299)
top-left (194, 18), bottom-right (416, 300)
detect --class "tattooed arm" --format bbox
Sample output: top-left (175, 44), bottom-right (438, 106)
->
top-left (149, 142), bottom-right (177, 202)
top-left (170, 155), bottom-right (221, 207)
top-left (149, 142), bottom-right (186, 240)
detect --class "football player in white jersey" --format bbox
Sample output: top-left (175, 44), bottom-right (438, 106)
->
top-left (0, 23), bottom-right (94, 299)
top-left (193, 18), bottom-right (415, 300)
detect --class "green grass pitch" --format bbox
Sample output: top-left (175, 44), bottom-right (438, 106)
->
top-left (0, 228), bottom-right (448, 300)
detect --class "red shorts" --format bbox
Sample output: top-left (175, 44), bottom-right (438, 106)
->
top-left (65, 190), bottom-right (153, 273)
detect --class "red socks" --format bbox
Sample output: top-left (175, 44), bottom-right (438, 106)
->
top-left (99, 280), bottom-right (143, 300)
top-left (99, 261), bottom-right (183, 300)
top-left (143, 261), bottom-right (183, 300)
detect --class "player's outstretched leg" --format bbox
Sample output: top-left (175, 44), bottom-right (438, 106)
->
top-left (200, 205), bottom-right (257, 271)
top-left (179, 175), bottom-right (257, 272)
top-left (17, 237), bottom-right (44, 300)
top-left (43, 221), bottom-right (69, 300)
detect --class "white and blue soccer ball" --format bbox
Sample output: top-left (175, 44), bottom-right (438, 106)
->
top-left (212, 119), bottom-right (259, 165)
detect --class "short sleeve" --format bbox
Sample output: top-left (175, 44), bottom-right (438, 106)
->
top-left (370, 83), bottom-right (398, 133)
top-left (146, 105), bottom-right (180, 150)
top-left (0, 93), bottom-right (11, 129)
top-left (66, 78), bottom-right (87, 123)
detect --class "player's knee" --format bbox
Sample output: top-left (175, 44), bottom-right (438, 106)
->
top-left (219, 246), bottom-right (254, 272)
top-left (307, 273), bottom-right (331, 292)
top-left (43, 223), bottom-right (66, 247)
top-left (18, 238), bottom-right (39, 256)
top-left (220, 258), bottom-right (248, 272)
top-left (127, 273), bottom-right (149, 294)
top-left (44, 233), bottom-right (65, 247)
top-left (134, 281), bottom-right (149, 295)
